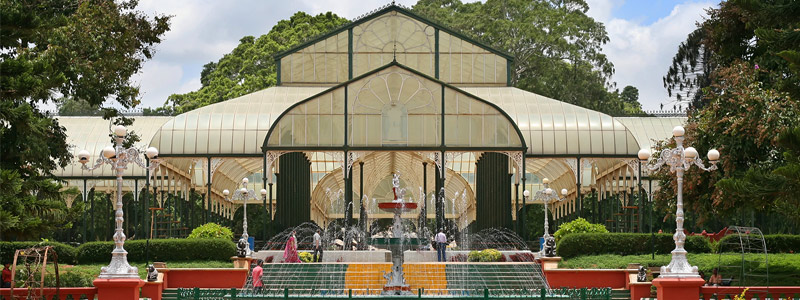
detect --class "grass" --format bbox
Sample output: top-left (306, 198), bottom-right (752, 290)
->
top-left (58, 260), bottom-right (233, 278)
top-left (559, 253), bottom-right (800, 286)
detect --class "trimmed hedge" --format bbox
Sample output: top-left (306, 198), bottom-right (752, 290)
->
top-left (557, 233), bottom-right (712, 259)
top-left (0, 241), bottom-right (78, 265)
top-left (717, 234), bottom-right (800, 253)
top-left (76, 239), bottom-right (235, 264)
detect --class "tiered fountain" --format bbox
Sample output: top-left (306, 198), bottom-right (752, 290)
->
top-left (375, 173), bottom-right (418, 295)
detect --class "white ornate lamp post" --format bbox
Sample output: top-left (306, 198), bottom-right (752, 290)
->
top-left (232, 178), bottom-right (258, 256)
top-left (638, 125), bottom-right (719, 278)
top-left (528, 178), bottom-right (568, 256)
top-left (223, 189), bottom-right (232, 227)
top-left (77, 125), bottom-right (160, 279)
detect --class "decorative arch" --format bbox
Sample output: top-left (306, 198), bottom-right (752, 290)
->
top-left (263, 62), bottom-right (526, 151)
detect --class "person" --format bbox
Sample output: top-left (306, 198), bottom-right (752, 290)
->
top-left (708, 268), bottom-right (722, 286)
top-left (2, 263), bottom-right (12, 288)
top-left (284, 230), bottom-right (301, 263)
top-left (251, 260), bottom-right (263, 293)
top-left (312, 229), bottom-right (323, 262)
top-left (435, 229), bottom-right (447, 262)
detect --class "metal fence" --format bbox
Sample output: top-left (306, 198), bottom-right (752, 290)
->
top-left (176, 287), bottom-right (612, 300)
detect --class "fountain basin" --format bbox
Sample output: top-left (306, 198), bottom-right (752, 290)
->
top-left (377, 202), bottom-right (417, 212)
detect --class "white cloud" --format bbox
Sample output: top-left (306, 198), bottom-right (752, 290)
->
top-left (131, 61), bottom-right (184, 107)
top-left (598, 1), bottom-right (714, 110)
top-left (584, 0), bottom-right (623, 23)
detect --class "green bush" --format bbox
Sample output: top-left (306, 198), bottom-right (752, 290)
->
top-left (188, 223), bottom-right (234, 240)
top-left (76, 238), bottom-right (235, 264)
top-left (467, 249), bottom-right (503, 262)
top-left (0, 241), bottom-right (78, 265)
top-left (717, 234), bottom-right (800, 253)
top-left (557, 233), bottom-right (712, 259)
top-left (553, 218), bottom-right (608, 242)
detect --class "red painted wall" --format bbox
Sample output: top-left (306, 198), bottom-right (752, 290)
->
top-left (545, 269), bottom-right (629, 289)
top-left (164, 269), bottom-right (248, 289)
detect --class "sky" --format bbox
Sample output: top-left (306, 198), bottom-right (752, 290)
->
top-left (129, 0), bottom-right (716, 111)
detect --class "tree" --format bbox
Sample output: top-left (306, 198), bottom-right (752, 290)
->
top-left (656, 0), bottom-right (800, 230)
top-left (413, 0), bottom-right (644, 115)
top-left (57, 98), bottom-right (102, 116)
top-left (0, 0), bottom-right (170, 239)
top-left (620, 86), bottom-right (639, 104)
top-left (653, 62), bottom-right (799, 227)
top-left (165, 12), bottom-right (349, 113)
top-left (664, 0), bottom-right (800, 109)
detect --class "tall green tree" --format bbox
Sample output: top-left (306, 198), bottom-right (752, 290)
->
top-left (655, 0), bottom-right (800, 230)
top-left (0, 0), bottom-right (170, 239)
top-left (664, 0), bottom-right (800, 108)
top-left (165, 12), bottom-right (349, 113)
top-left (413, 0), bottom-right (643, 115)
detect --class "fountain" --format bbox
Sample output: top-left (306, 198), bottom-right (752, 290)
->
top-left (375, 173), bottom-right (417, 295)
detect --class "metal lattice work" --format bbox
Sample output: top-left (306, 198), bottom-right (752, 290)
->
top-left (9, 246), bottom-right (60, 300)
top-left (718, 226), bottom-right (769, 289)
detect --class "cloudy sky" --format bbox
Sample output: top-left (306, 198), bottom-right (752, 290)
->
top-left (130, 0), bottom-right (715, 111)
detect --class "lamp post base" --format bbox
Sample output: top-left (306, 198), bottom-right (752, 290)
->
top-left (658, 249), bottom-right (699, 278)
top-left (98, 253), bottom-right (139, 279)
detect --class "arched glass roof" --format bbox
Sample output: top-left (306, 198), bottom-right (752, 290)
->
top-left (265, 64), bottom-right (525, 150)
top-left (464, 87), bottom-right (641, 156)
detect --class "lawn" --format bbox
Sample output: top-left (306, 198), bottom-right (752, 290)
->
top-left (559, 253), bottom-right (800, 286)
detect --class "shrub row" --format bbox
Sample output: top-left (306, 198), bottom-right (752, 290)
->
top-left (717, 234), bottom-right (800, 253)
top-left (1, 239), bottom-right (235, 265)
top-left (0, 241), bottom-right (78, 265)
top-left (76, 239), bottom-right (236, 264)
top-left (557, 233), bottom-right (712, 259)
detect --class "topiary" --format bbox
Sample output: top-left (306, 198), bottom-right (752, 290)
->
top-left (553, 217), bottom-right (608, 242)
top-left (188, 223), bottom-right (234, 240)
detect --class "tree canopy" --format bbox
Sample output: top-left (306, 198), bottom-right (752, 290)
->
top-left (0, 0), bottom-right (170, 239)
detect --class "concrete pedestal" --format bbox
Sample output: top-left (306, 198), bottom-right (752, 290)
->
top-left (652, 277), bottom-right (704, 300)
top-left (628, 281), bottom-right (653, 300)
top-left (141, 273), bottom-right (164, 300)
top-left (93, 278), bottom-right (145, 300)
top-left (231, 256), bottom-right (255, 269)
top-left (537, 256), bottom-right (562, 270)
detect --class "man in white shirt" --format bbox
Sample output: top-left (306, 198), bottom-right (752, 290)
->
top-left (312, 229), bottom-right (323, 262)
top-left (435, 229), bottom-right (447, 262)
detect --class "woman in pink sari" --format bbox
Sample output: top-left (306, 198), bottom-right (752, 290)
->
top-left (283, 231), bottom-right (301, 263)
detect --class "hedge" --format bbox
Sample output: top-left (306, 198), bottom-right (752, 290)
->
top-left (556, 233), bottom-right (712, 259)
top-left (0, 241), bottom-right (78, 265)
top-left (76, 239), bottom-right (235, 264)
top-left (717, 234), bottom-right (800, 253)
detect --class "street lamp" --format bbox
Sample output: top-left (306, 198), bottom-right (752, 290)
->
top-left (528, 178), bottom-right (568, 257)
top-left (223, 189), bottom-right (232, 228)
top-left (639, 125), bottom-right (719, 278)
top-left (78, 125), bottom-right (160, 279)
top-left (232, 178), bottom-right (258, 256)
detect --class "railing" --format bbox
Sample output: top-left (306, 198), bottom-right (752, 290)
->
top-left (0, 287), bottom-right (98, 300)
top-left (700, 286), bottom-right (800, 300)
top-left (176, 287), bottom-right (612, 299)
